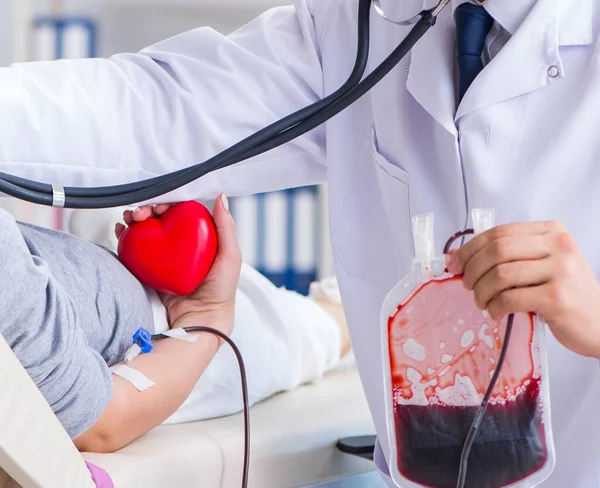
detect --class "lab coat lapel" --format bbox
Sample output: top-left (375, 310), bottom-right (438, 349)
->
top-left (405, 1), bottom-right (457, 135)
top-left (368, 0), bottom-right (457, 136)
top-left (455, 0), bottom-right (591, 119)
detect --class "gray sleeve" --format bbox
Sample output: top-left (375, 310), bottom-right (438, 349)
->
top-left (43, 332), bottom-right (113, 440)
top-left (0, 209), bottom-right (112, 440)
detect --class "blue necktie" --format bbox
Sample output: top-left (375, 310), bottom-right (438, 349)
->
top-left (455, 3), bottom-right (494, 102)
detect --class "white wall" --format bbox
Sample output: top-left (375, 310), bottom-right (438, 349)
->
top-left (0, 2), bottom-right (12, 66)
top-left (62, 1), bottom-right (290, 57)
top-left (1, 1), bottom-right (291, 63)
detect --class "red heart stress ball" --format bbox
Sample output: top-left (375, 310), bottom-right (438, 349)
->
top-left (117, 201), bottom-right (218, 296)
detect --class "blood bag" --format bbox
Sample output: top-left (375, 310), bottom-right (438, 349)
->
top-left (381, 210), bottom-right (555, 488)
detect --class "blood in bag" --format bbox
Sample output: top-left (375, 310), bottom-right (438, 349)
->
top-left (381, 211), bottom-right (555, 488)
top-left (389, 278), bottom-right (547, 487)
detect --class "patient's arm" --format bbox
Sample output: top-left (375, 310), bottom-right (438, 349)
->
top-left (73, 309), bottom-right (229, 453)
top-left (75, 195), bottom-right (241, 453)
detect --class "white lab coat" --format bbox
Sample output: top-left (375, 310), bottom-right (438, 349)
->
top-left (0, 0), bottom-right (598, 485)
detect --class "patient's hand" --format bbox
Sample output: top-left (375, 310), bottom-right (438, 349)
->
top-left (115, 197), bottom-right (240, 336)
top-left (114, 204), bottom-right (172, 239)
top-left (158, 195), bottom-right (241, 335)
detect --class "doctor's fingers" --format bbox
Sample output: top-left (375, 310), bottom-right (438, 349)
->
top-left (461, 234), bottom-right (554, 291)
top-left (472, 259), bottom-right (554, 311)
top-left (453, 221), bottom-right (566, 274)
top-left (485, 285), bottom-right (549, 322)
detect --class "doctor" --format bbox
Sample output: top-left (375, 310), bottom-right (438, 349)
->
top-left (0, 0), bottom-right (599, 485)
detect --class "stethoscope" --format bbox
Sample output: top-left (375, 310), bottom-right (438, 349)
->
top-left (0, 0), bottom-right (452, 209)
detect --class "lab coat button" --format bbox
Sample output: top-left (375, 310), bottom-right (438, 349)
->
top-left (547, 65), bottom-right (560, 78)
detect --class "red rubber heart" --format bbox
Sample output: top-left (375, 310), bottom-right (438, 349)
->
top-left (117, 201), bottom-right (218, 296)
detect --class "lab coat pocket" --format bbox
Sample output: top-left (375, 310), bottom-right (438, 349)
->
top-left (372, 144), bottom-right (414, 257)
top-left (331, 131), bottom-right (413, 291)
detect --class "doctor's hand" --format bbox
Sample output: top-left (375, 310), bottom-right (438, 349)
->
top-left (159, 195), bottom-right (241, 336)
top-left (448, 222), bottom-right (600, 359)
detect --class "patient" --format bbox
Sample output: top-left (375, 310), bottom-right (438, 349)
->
top-left (0, 195), bottom-right (350, 454)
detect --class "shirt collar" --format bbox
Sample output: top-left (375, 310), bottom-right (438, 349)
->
top-left (450, 0), bottom-right (592, 46)
top-left (451, 0), bottom-right (537, 35)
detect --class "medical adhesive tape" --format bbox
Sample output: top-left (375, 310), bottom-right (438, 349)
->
top-left (110, 364), bottom-right (155, 391)
top-left (160, 329), bottom-right (199, 343)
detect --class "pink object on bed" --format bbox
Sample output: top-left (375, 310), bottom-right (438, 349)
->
top-left (85, 462), bottom-right (114, 488)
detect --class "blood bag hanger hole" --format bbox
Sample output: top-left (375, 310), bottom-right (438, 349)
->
top-left (412, 213), bottom-right (446, 279)
top-left (472, 208), bottom-right (495, 235)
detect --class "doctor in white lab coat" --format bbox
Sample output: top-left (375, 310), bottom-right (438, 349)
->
top-left (1, 0), bottom-right (599, 485)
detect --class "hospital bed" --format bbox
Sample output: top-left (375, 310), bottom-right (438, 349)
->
top-left (1, 170), bottom-right (374, 487)
top-left (1, 189), bottom-right (376, 488)
top-left (0, 332), bottom-right (378, 488)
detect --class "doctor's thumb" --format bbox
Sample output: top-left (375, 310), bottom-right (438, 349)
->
top-left (212, 194), bottom-right (242, 266)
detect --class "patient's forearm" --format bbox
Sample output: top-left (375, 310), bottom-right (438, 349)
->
top-left (74, 312), bottom-right (230, 453)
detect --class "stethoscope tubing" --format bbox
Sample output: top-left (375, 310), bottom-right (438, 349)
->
top-left (0, 0), bottom-right (446, 208)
